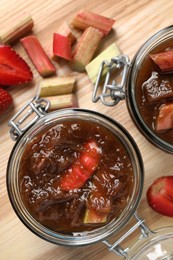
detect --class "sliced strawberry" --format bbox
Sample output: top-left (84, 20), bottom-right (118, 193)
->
top-left (0, 45), bottom-right (33, 86)
top-left (155, 103), bottom-right (173, 132)
top-left (0, 87), bottom-right (12, 115)
top-left (150, 50), bottom-right (173, 73)
top-left (147, 176), bottom-right (173, 217)
top-left (60, 140), bottom-right (101, 191)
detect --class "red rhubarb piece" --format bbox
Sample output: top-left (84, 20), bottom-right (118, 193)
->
top-left (150, 50), bottom-right (173, 73)
top-left (60, 140), bottom-right (101, 191)
top-left (147, 176), bottom-right (173, 217)
top-left (53, 33), bottom-right (72, 61)
top-left (0, 45), bottom-right (33, 86)
top-left (21, 35), bottom-right (56, 77)
top-left (155, 103), bottom-right (173, 132)
top-left (71, 9), bottom-right (115, 36)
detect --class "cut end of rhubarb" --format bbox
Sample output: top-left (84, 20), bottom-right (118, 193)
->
top-left (58, 22), bottom-right (77, 44)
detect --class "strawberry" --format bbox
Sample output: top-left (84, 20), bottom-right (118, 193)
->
top-left (0, 45), bottom-right (33, 86)
top-left (60, 140), bottom-right (101, 191)
top-left (147, 176), bottom-right (173, 217)
top-left (0, 87), bottom-right (12, 115)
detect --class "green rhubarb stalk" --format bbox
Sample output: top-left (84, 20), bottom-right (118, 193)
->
top-left (84, 208), bottom-right (108, 224)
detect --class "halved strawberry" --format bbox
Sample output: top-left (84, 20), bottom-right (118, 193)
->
top-left (0, 87), bottom-right (12, 115)
top-left (147, 176), bottom-right (173, 217)
top-left (0, 45), bottom-right (33, 86)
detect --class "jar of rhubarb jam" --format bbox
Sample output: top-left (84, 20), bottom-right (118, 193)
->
top-left (7, 101), bottom-right (145, 254)
top-left (7, 101), bottom-right (173, 258)
top-left (93, 25), bottom-right (173, 153)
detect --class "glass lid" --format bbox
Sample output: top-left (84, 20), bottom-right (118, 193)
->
top-left (127, 227), bottom-right (173, 260)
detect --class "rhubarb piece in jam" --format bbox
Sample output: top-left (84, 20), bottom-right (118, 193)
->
top-left (19, 120), bottom-right (133, 233)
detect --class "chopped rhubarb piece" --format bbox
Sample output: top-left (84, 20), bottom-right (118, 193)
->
top-left (143, 72), bottom-right (173, 103)
top-left (150, 50), bottom-right (173, 73)
top-left (155, 103), bottom-right (173, 132)
top-left (39, 76), bottom-right (76, 97)
top-left (71, 9), bottom-right (115, 36)
top-left (71, 27), bottom-right (103, 72)
top-left (84, 191), bottom-right (111, 224)
top-left (45, 93), bottom-right (78, 111)
top-left (84, 208), bottom-right (108, 224)
top-left (147, 176), bottom-right (173, 217)
top-left (58, 22), bottom-right (76, 44)
top-left (86, 43), bottom-right (120, 83)
top-left (21, 35), bottom-right (56, 77)
top-left (60, 140), bottom-right (101, 191)
top-left (0, 45), bottom-right (33, 86)
top-left (0, 13), bottom-right (34, 45)
top-left (53, 33), bottom-right (72, 61)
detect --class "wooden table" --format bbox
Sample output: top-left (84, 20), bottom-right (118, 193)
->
top-left (1, 0), bottom-right (173, 259)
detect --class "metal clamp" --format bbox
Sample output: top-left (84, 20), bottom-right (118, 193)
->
top-left (102, 213), bottom-right (153, 258)
top-left (8, 96), bottom-right (50, 141)
top-left (92, 55), bottom-right (130, 106)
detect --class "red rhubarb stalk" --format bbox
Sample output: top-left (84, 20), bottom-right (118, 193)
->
top-left (71, 9), bottom-right (115, 36)
top-left (53, 33), bottom-right (72, 61)
top-left (155, 103), bottom-right (173, 132)
top-left (60, 140), bottom-right (101, 191)
top-left (21, 35), bottom-right (56, 77)
top-left (150, 50), bottom-right (173, 72)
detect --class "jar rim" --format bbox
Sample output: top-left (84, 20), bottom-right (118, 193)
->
top-left (7, 108), bottom-right (144, 246)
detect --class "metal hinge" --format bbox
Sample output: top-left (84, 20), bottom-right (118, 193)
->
top-left (8, 96), bottom-right (50, 141)
top-left (102, 213), bottom-right (153, 258)
top-left (92, 55), bottom-right (130, 106)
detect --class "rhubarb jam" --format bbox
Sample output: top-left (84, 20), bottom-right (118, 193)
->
top-left (136, 39), bottom-right (173, 144)
top-left (19, 119), bottom-right (134, 233)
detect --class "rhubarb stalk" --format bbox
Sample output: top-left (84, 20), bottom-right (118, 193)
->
top-left (21, 35), bottom-right (56, 77)
top-left (39, 76), bottom-right (76, 97)
top-left (45, 93), bottom-right (78, 111)
top-left (71, 27), bottom-right (103, 72)
top-left (0, 13), bottom-right (34, 44)
top-left (71, 9), bottom-right (115, 36)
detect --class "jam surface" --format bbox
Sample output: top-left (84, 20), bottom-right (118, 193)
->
top-left (136, 40), bottom-right (173, 144)
top-left (19, 119), bottom-right (134, 233)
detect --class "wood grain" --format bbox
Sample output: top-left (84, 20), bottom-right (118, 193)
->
top-left (1, 0), bottom-right (173, 259)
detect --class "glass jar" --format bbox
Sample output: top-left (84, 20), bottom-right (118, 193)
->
top-left (7, 105), bottom-right (144, 249)
top-left (93, 25), bottom-right (173, 153)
